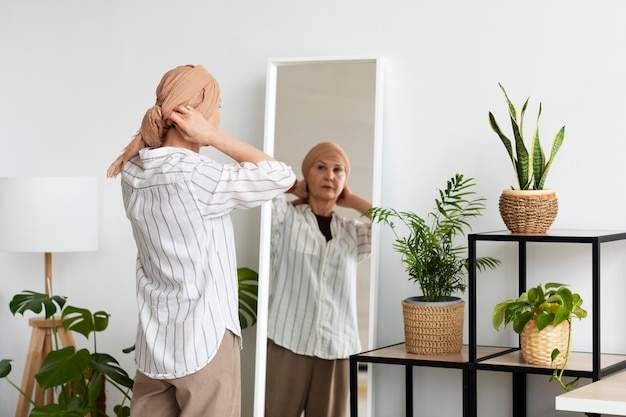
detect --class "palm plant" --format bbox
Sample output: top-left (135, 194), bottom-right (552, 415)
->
top-left (489, 83), bottom-right (565, 190)
top-left (368, 173), bottom-right (500, 302)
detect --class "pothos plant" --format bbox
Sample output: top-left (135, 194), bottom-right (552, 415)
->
top-left (0, 290), bottom-right (134, 417)
top-left (492, 282), bottom-right (588, 391)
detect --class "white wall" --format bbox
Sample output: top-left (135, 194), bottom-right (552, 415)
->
top-left (1, 1), bottom-right (625, 416)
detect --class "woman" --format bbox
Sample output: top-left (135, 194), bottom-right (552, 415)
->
top-left (108, 64), bottom-right (295, 417)
top-left (265, 142), bottom-right (372, 417)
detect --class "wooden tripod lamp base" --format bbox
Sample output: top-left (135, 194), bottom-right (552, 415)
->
top-left (15, 317), bottom-right (75, 417)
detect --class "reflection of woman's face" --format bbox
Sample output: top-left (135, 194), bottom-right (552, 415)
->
top-left (305, 158), bottom-right (347, 203)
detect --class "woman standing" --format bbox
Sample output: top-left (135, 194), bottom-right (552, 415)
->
top-left (266, 142), bottom-right (372, 417)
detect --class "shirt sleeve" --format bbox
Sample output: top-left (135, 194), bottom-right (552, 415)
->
top-left (192, 159), bottom-right (295, 217)
top-left (354, 219), bottom-right (372, 262)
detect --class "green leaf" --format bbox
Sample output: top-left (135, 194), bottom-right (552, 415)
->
top-left (62, 306), bottom-right (110, 339)
top-left (115, 405), bottom-right (131, 417)
top-left (9, 291), bottom-right (67, 319)
top-left (536, 311), bottom-right (555, 331)
top-left (30, 398), bottom-right (85, 417)
top-left (35, 347), bottom-right (91, 390)
top-left (492, 300), bottom-right (511, 330)
top-left (238, 267), bottom-right (259, 329)
top-left (531, 103), bottom-right (546, 190)
top-left (90, 353), bottom-right (134, 390)
top-left (86, 371), bottom-right (105, 409)
top-left (513, 310), bottom-right (533, 334)
top-left (537, 125), bottom-right (565, 190)
top-left (0, 359), bottom-right (12, 378)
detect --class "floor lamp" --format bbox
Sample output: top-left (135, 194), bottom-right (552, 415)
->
top-left (0, 177), bottom-right (98, 417)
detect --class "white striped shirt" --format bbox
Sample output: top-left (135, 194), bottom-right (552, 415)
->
top-left (267, 194), bottom-right (371, 359)
top-left (121, 146), bottom-right (295, 379)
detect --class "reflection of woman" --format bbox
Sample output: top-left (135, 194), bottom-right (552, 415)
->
top-left (266, 142), bottom-right (372, 417)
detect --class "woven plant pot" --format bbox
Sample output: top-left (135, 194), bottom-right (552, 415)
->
top-left (520, 319), bottom-right (570, 367)
top-left (401, 296), bottom-right (464, 355)
top-left (498, 189), bottom-right (558, 234)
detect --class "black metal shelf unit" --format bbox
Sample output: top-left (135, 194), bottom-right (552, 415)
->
top-left (349, 230), bottom-right (626, 417)
top-left (468, 230), bottom-right (626, 417)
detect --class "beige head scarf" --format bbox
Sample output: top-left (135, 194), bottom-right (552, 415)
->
top-left (301, 142), bottom-right (351, 180)
top-left (107, 64), bottom-right (220, 177)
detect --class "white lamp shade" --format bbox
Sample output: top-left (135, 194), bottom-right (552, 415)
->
top-left (0, 177), bottom-right (98, 253)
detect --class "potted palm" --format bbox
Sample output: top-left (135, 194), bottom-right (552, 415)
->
top-left (489, 83), bottom-right (565, 233)
top-left (492, 282), bottom-right (588, 391)
top-left (368, 173), bottom-right (500, 354)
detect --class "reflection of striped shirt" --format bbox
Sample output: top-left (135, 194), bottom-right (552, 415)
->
top-left (268, 194), bottom-right (371, 359)
top-left (121, 147), bottom-right (295, 379)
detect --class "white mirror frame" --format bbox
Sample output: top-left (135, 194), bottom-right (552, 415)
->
top-left (253, 56), bottom-right (384, 417)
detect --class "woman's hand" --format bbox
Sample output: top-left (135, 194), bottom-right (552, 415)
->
top-left (169, 105), bottom-right (218, 146)
top-left (290, 179), bottom-right (309, 206)
top-left (169, 105), bottom-right (274, 164)
top-left (337, 185), bottom-right (372, 217)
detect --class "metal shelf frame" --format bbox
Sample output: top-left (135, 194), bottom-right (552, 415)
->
top-left (350, 230), bottom-right (626, 417)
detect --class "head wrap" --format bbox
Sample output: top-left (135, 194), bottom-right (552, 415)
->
top-left (301, 142), bottom-right (351, 180)
top-left (107, 64), bottom-right (220, 177)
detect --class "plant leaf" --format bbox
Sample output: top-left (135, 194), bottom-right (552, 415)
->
top-left (30, 398), bottom-right (85, 417)
top-left (0, 359), bottom-right (12, 378)
top-left (536, 311), bottom-right (555, 331)
top-left (35, 347), bottom-right (91, 390)
top-left (537, 125), bottom-right (565, 190)
top-left (9, 291), bottom-right (66, 319)
top-left (90, 353), bottom-right (134, 390)
top-left (513, 310), bottom-right (534, 333)
top-left (62, 306), bottom-right (110, 339)
top-left (238, 267), bottom-right (258, 329)
top-left (531, 103), bottom-right (546, 190)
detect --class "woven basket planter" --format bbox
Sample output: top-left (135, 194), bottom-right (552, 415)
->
top-left (498, 189), bottom-right (558, 234)
top-left (401, 296), bottom-right (464, 355)
top-left (520, 319), bottom-right (570, 367)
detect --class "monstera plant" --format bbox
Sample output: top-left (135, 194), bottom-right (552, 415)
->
top-left (0, 290), bottom-right (134, 417)
top-left (1, 268), bottom-right (259, 417)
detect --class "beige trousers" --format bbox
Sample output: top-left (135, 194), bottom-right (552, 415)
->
top-left (130, 330), bottom-right (241, 417)
top-left (265, 339), bottom-right (349, 417)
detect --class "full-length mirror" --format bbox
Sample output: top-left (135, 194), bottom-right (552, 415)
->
top-left (254, 57), bottom-right (383, 416)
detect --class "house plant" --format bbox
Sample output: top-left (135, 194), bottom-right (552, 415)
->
top-left (489, 83), bottom-right (565, 233)
top-left (368, 173), bottom-right (500, 354)
top-left (0, 290), bottom-right (134, 417)
top-left (0, 267), bottom-right (260, 417)
top-left (237, 266), bottom-right (260, 329)
top-left (492, 282), bottom-right (588, 391)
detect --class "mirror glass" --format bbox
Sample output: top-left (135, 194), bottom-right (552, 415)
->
top-left (254, 56), bottom-right (383, 416)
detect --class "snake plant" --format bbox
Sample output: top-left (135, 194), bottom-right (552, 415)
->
top-left (489, 83), bottom-right (565, 190)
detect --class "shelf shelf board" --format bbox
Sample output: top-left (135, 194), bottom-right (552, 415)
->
top-left (352, 343), bottom-right (510, 369)
top-left (477, 348), bottom-right (626, 376)
top-left (471, 229), bottom-right (626, 243)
